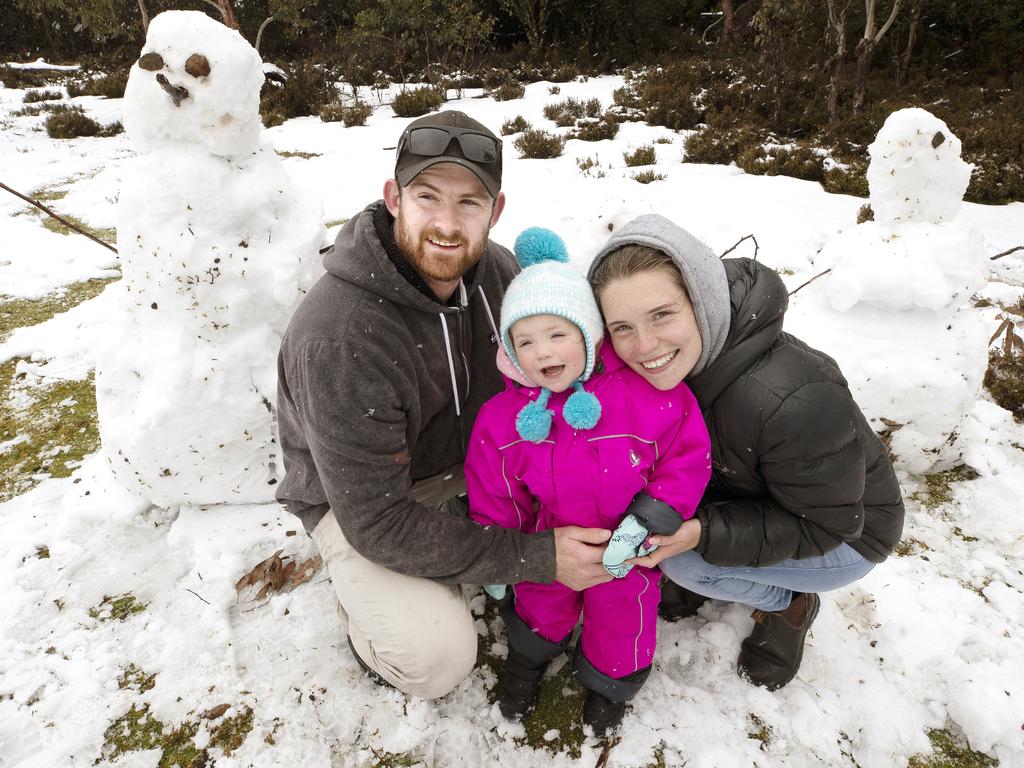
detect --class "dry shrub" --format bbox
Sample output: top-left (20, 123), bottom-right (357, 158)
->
top-left (737, 145), bottom-right (824, 182)
top-left (260, 62), bottom-right (338, 124)
top-left (501, 115), bottom-right (530, 135)
top-left (514, 129), bottom-right (565, 159)
top-left (45, 106), bottom-right (121, 138)
top-left (543, 97), bottom-right (601, 127)
top-left (631, 65), bottom-right (703, 130)
top-left (492, 81), bottom-right (525, 101)
top-left (624, 145), bottom-right (656, 167)
top-left (575, 117), bottom-right (619, 142)
top-left (822, 162), bottom-right (869, 198)
top-left (66, 71), bottom-right (128, 99)
top-left (683, 124), bottom-right (764, 166)
top-left (23, 89), bottom-right (61, 103)
top-left (0, 65), bottom-right (54, 89)
top-left (392, 86), bottom-right (443, 118)
top-left (632, 170), bottom-right (666, 184)
top-left (342, 102), bottom-right (372, 127)
top-left (985, 304), bottom-right (1024, 420)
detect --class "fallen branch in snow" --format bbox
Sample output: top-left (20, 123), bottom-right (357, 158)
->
top-left (184, 588), bottom-right (211, 605)
top-left (594, 735), bottom-right (621, 767)
top-left (991, 244), bottom-right (1023, 261)
top-left (719, 233), bottom-right (759, 260)
top-left (0, 180), bottom-right (119, 255)
top-left (788, 268), bottom-right (832, 296)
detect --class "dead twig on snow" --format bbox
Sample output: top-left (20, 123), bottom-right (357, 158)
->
top-left (788, 268), bottom-right (832, 297)
top-left (720, 233), bottom-right (759, 260)
top-left (0, 180), bottom-right (118, 255)
top-left (991, 244), bottom-right (1024, 261)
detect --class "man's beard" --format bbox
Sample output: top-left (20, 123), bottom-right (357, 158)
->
top-left (395, 215), bottom-right (487, 284)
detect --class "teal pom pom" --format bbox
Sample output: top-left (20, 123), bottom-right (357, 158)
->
top-left (516, 394), bottom-right (553, 443)
top-left (563, 384), bottom-right (601, 430)
top-left (514, 227), bottom-right (569, 268)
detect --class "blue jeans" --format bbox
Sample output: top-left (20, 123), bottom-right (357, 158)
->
top-left (659, 543), bottom-right (875, 613)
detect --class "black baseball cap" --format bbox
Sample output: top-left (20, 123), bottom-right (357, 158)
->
top-left (395, 110), bottom-right (503, 198)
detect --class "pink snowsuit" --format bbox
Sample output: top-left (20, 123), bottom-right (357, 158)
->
top-left (466, 342), bottom-right (711, 680)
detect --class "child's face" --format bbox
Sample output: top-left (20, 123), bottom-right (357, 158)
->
top-left (510, 314), bottom-right (586, 393)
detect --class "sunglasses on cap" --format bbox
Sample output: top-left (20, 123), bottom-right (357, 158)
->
top-left (399, 126), bottom-right (501, 165)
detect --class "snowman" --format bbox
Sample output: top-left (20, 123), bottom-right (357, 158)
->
top-left (96, 10), bottom-right (324, 506)
top-left (791, 107), bottom-right (988, 474)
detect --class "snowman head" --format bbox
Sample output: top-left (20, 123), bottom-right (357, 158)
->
top-left (123, 10), bottom-right (264, 157)
top-left (866, 107), bottom-right (973, 227)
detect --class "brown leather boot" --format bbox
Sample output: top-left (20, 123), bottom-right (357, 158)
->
top-left (737, 592), bottom-right (820, 691)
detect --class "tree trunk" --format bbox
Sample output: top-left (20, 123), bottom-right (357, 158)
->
top-left (216, 0), bottom-right (240, 31)
top-left (825, 0), bottom-right (850, 122)
top-left (722, 0), bottom-right (735, 41)
top-left (137, 0), bottom-right (150, 34)
top-left (852, 0), bottom-right (904, 113)
top-left (896, 0), bottom-right (923, 85)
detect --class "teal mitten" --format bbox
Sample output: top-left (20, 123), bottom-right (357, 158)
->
top-left (602, 514), bottom-right (657, 578)
top-left (484, 584), bottom-right (507, 600)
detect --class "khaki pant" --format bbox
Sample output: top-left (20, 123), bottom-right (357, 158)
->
top-left (310, 468), bottom-right (477, 699)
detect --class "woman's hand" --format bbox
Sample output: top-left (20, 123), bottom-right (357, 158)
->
top-left (626, 517), bottom-right (701, 568)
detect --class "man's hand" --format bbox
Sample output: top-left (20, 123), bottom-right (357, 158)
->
top-left (554, 526), bottom-right (613, 591)
top-left (626, 517), bottom-right (701, 569)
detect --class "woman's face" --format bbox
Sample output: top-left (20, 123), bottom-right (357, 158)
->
top-left (598, 268), bottom-right (702, 390)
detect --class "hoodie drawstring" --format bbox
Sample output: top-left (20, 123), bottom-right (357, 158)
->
top-left (439, 313), bottom-right (461, 417)
top-left (478, 287), bottom-right (499, 341)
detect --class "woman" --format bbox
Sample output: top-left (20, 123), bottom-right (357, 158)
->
top-left (587, 214), bottom-right (905, 691)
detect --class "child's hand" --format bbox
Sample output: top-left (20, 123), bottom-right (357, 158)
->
top-left (626, 518), bottom-right (702, 569)
top-left (603, 514), bottom-right (656, 578)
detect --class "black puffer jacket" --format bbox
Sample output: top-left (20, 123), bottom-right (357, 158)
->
top-left (687, 258), bottom-right (905, 566)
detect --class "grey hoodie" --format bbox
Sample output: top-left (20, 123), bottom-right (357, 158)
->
top-left (276, 201), bottom-right (556, 584)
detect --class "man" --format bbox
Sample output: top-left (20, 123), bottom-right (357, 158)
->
top-left (276, 111), bottom-right (612, 698)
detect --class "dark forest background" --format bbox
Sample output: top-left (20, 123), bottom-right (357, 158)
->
top-left (2, 0), bottom-right (1022, 203)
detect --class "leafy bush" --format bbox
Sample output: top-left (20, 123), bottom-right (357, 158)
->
top-left (501, 116), bottom-right (530, 135)
top-left (482, 69), bottom-right (515, 90)
top-left (632, 170), bottom-right (666, 184)
top-left (492, 80), bottom-right (525, 101)
top-left (392, 86), bottom-right (443, 118)
top-left (514, 129), bottom-right (565, 159)
top-left (624, 145), bottom-right (656, 167)
top-left (342, 102), bottom-right (373, 127)
top-left (66, 71), bottom-right (128, 99)
top-left (543, 97), bottom-right (601, 127)
top-left (631, 65), bottom-right (703, 130)
top-left (985, 326), bottom-right (1024, 421)
top-left (23, 89), bottom-right (61, 103)
top-left (260, 62), bottom-right (338, 124)
top-left (737, 145), bottom-right (824, 182)
top-left (575, 117), bottom-right (619, 142)
top-left (0, 65), bottom-right (53, 89)
top-left (548, 63), bottom-right (579, 83)
top-left (45, 106), bottom-right (121, 138)
top-left (683, 125), bottom-right (764, 166)
top-left (822, 164), bottom-right (869, 198)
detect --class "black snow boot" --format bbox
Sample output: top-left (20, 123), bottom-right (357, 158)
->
top-left (582, 690), bottom-right (627, 737)
top-left (573, 646), bottom-right (651, 737)
top-left (498, 597), bottom-right (568, 720)
top-left (737, 592), bottom-right (821, 691)
top-left (658, 578), bottom-right (708, 622)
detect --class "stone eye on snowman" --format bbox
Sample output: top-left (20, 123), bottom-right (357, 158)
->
top-left (792, 107), bottom-right (988, 475)
top-left (96, 10), bottom-right (324, 507)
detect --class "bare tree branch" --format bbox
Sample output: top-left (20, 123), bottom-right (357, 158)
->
top-left (197, 0), bottom-right (227, 23)
top-left (255, 16), bottom-right (276, 53)
top-left (0, 181), bottom-right (118, 255)
top-left (991, 245), bottom-right (1024, 261)
top-left (719, 234), bottom-right (760, 260)
top-left (137, 0), bottom-right (150, 34)
top-left (788, 268), bottom-right (832, 296)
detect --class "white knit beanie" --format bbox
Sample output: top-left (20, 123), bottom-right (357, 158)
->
top-left (500, 228), bottom-right (604, 382)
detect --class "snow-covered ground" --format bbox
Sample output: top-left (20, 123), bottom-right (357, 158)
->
top-left (3, 65), bottom-right (1024, 768)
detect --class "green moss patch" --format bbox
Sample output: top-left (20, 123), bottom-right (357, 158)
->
top-left (909, 466), bottom-right (980, 510)
top-left (89, 593), bottom-right (148, 622)
top-left (99, 702), bottom-right (253, 765)
top-left (40, 213), bottom-right (116, 244)
top-left (894, 537), bottom-right (931, 557)
top-left (747, 713), bottom-right (772, 749)
top-left (0, 277), bottom-right (116, 340)
top-left (521, 664), bottom-right (587, 757)
top-left (276, 150), bottom-right (322, 159)
top-left (118, 664), bottom-right (157, 693)
top-left (908, 728), bottom-right (999, 768)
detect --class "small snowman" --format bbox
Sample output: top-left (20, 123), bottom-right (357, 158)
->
top-left (792, 107), bottom-right (988, 474)
top-left (96, 10), bottom-right (324, 506)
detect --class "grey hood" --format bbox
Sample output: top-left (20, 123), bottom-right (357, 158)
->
top-left (588, 214), bottom-right (731, 377)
